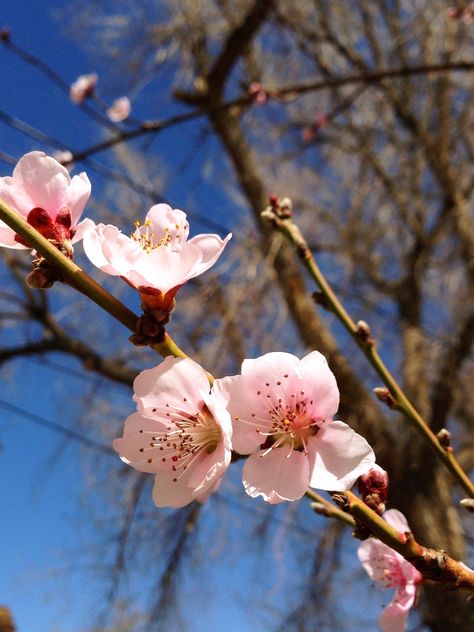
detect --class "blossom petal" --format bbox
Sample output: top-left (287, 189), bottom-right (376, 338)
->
top-left (308, 420), bottom-right (375, 491)
top-left (113, 411), bottom-right (171, 473)
top-left (213, 375), bottom-right (274, 454)
top-left (152, 469), bottom-right (197, 508)
top-left (8, 151), bottom-right (72, 217)
top-left (146, 203), bottom-right (189, 245)
top-left (383, 509), bottom-right (410, 533)
top-left (379, 584), bottom-right (417, 632)
top-left (130, 242), bottom-right (203, 293)
top-left (188, 441), bottom-right (230, 493)
top-left (295, 350), bottom-right (340, 420)
top-left (71, 217), bottom-right (95, 244)
top-left (65, 172), bottom-right (92, 225)
top-left (0, 220), bottom-right (28, 249)
top-left (357, 538), bottom-right (391, 583)
top-left (188, 232), bottom-right (232, 275)
top-left (241, 352), bottom-right (300, 381)
top-left (133, 357), bottom-right (210, 413)
top-left (203, 391), bottom-right (233, 452)
top-left (243, 448), bottom-right (310, 504)
top-left (82, 223), bottom-right (144, 277)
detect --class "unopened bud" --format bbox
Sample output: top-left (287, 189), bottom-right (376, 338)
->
top-left (357, 465), bottom-right (389, 514)
top-left (460, 498), bottom-right (474, 513)
top-left (436, 428), bottom-right (452, 449)
top-left (352, 524), bottom-right (371, 540)
top-left (373, 387), bottom-right (397, 409)
top-left (1, 27), bottom-right (11, 42)
top-left (279, 197), bottom-right (292, 218)
top-left (356, 320), bottom-right (374, 346)
top-left (27, 267), bottom-right (55, 289)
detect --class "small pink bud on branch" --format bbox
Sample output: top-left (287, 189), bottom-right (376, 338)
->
top-left (357, 465), bottom-right (389, 515)
top-left (373, 386), bottom-right (397, 409)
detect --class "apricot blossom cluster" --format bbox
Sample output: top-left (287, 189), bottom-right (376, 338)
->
top-left (0, 151), bottom-right (423, 631)
top-left (0, 150), bottom-right (376, 509)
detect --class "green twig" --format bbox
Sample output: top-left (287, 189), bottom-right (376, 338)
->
top-left (305, 489), bottom-right (356, 527)
top-left (263, 199), bottom-right (474, 498)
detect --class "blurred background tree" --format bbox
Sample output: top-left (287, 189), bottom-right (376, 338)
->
top-left (1, 1), bottom-right (473, 630)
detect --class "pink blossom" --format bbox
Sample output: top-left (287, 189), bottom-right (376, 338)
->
top-left (70, 73), bottom-right (97, 104)
top-left (83, 203), bottom-right (231, 301)
top-left (357, 464), bottom-right (389, 514)
top-left (214, 351), bottom-right (375, 503)
top-left (358, 509), bottom-right (423, 632)
top-left (113, 357), bottom-right (232, 508)
top-left (0, 151), bottom-right (92, 249)
top-left (106, 96), bottom-right (131, 122)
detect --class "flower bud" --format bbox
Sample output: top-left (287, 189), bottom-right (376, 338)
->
top-left (357, 465), bottom-right (389, 514)
top-left (27, 266), bottom-right (56, 289)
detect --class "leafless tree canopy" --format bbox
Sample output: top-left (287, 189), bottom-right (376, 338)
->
top-left (1, 1), bottom-right (473, 630)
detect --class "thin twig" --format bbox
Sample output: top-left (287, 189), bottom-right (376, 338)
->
top-left (334, 490), bottom-right (474, 590)
top-left (263, 200), bottom-right (474, 498)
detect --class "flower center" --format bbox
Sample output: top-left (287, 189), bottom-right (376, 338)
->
top-left (234, 375), bottom-right (321, 457)
top-left (379, 556), bottom-right (406, 589)
top-left (130, 219), bottom-right (188, 253)
top-left (139, 403), bottom-right (221, 482)
top-left (264, 399), bottom-right (318, 454)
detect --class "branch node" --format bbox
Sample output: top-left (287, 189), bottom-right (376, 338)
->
top-left (356, 320), bottom-right (374, 346)
top-left (312, 290), bottom-right (331, 310)
top-left (352, 524), bottom-right (371, 540)
top-left (436, 428), bottom-right (452, 450)
top-left (331, 492), bottom-right (350, 511)
top-left (373, 386), bottom-right (397, 409)
top-left (1, 27), bottom-right (11, 42)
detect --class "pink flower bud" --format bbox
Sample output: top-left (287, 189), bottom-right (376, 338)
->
top-left (70, 73), bottom-right (97, 104)
top-left (106, 96), bottom-right (131, 122)
top-left (357, 465), bottom-right (389, 514)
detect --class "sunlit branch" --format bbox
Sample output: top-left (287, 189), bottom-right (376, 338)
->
top-left (263, 198), bottom-right (474, 499)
